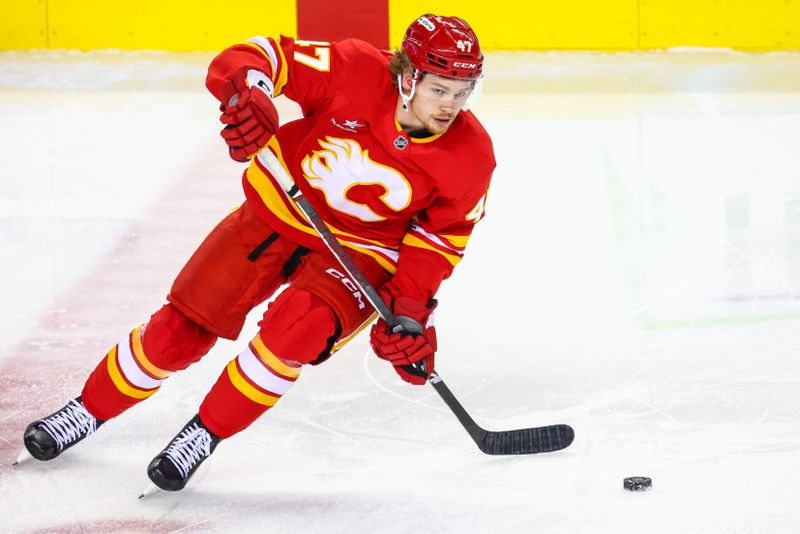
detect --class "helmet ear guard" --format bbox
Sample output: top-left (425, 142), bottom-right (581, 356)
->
top-left (397, 68), bottom-right (421, 111)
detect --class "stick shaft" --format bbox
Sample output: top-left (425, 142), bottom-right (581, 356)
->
top-left (257, 149), bottom-right (575, 456)
top-left (259, 151), bottom-right (401, 331)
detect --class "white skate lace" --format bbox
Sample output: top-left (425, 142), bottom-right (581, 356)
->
top-left (164, 423), bottom-right (213, 478)
top-left (40, 399), bottom-right (98, 451)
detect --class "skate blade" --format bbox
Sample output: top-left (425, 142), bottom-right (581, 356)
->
top-left (12, 449), bottom-right (33, 466)
top-left (138, 483), bottom-right (161, 500)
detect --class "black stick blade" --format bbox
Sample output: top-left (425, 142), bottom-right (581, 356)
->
top-left (479, 424), bottom-right (574, 455)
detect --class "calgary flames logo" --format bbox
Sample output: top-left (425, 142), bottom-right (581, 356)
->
top-left (301, 137), bottom-right (412, 222)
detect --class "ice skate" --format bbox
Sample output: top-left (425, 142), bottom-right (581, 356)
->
top-left (146, 414), bottom-right (221, 491)
top-left (21, 397), bottom-right (103, 462)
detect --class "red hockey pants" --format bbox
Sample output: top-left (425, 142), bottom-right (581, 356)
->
top-left (82, 200), bottom-right (389, 437)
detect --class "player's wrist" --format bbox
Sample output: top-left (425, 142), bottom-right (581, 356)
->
top-left (220, 66), bottom-right (271, 107)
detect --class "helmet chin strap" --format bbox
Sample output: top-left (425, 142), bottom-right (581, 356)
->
top-left (398, 69), bottom-right (419, 111)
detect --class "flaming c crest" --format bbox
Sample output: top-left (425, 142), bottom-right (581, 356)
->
top-left (301, 137), bottom-right (411, 222)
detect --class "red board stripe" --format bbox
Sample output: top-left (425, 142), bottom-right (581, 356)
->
top-left (297, 0), bottom-right (389, 50)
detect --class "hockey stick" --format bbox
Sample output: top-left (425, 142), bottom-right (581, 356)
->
top-left (258, 149), bottom-right (574, 455)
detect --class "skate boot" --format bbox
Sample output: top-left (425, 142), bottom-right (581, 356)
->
top-left (147, 415), bottom-right (221, 491)
top-left (23, 397), bottom-right (104, 461)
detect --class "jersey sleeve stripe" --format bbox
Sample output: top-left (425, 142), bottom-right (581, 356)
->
top-left (401, 234), bottom-right (463, 267)
top-left (245, 37), bottom-right (279, 73)
top-left (438, 233), bottom-right (470, 249)
top-left (273, 43), bottom-right (289, 96)
top-left (409, 222), bottom-right (470, 252)
top-left (244, 36), bottom-right (288, 97)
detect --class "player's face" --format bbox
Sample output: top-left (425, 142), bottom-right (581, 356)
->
top-left (400, 73), bottom-right (474, 134)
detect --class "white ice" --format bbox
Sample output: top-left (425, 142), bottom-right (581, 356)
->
top-left (1, 49), bottom-right (799, 533)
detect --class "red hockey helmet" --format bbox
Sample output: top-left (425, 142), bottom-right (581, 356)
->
top-left (402, 14), bottom-right (483, 80)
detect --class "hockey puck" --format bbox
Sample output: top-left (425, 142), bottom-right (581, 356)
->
top-left (623, 477), bottom-right (652, 491)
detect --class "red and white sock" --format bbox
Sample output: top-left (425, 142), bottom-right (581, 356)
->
top-left (199, 332), bottom-right (301, 438)
top-left (82, 325), bottom-right (171, 420)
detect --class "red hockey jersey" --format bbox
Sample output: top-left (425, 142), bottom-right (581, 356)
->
top-left (206, 36), bottom-right (495, 303)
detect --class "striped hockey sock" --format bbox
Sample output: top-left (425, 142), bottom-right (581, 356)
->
top-left (199, 333), bottom-right (301, 438)
top-left (82, 325), bottom-right (171, 420)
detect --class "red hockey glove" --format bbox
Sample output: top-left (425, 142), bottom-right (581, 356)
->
top-left (218, 68), bottom-right (279, 162)
top-left (370, 289), bottom-right (437, 386)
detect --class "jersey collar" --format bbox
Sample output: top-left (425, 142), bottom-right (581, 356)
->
top-left (393, 116), bottom-right (446, 144)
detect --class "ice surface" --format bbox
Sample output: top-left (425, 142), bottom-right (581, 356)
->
top-left (1, 49), bottom-right (800, 533)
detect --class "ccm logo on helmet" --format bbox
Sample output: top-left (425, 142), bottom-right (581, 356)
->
top-left (325, 268), bottom-right (366, 309)
top-left (453, 62), bottom-right (477, 69)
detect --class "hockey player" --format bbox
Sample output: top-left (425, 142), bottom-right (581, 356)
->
top-left (21, 14), bottom-right (495, 491)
